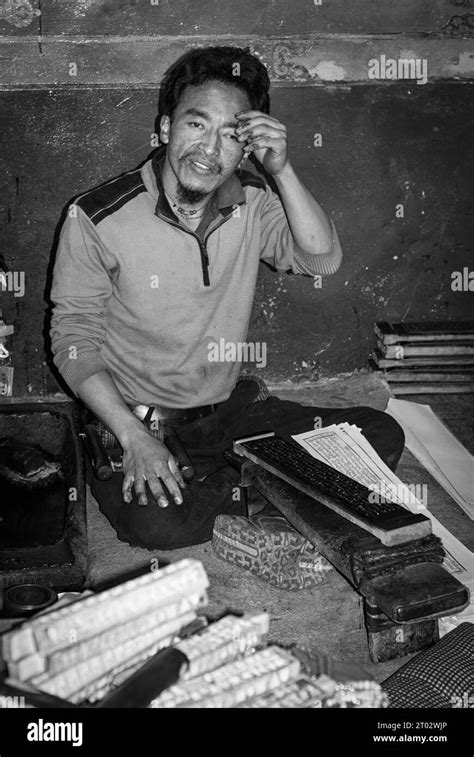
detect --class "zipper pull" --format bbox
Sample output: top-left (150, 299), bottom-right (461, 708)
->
top-left (199, 240), bottom-right (210, 287)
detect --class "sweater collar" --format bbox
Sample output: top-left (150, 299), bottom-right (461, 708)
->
top-left (151, 145), bottom-right (246, 220)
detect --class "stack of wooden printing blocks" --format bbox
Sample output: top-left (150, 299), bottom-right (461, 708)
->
top-left (1, 558), bottom-right (386, 708)
top-left (370, 320), bottom-right (474, 394)
top-left (1, 559), bottom-right (208, 704)
top-left (150, 618), bottom-right (385, 708)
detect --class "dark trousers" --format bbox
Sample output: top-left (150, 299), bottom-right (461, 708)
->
top-left (89, 381), bottom-right (405, 550)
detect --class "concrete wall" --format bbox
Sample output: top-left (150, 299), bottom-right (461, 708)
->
top-left (0, 0), bottom-right (473, 395)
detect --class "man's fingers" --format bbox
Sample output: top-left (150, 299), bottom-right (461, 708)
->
top-left (168, 456), bottom-right (186, 492)
top-left (237, 119), bottom-right (286, 135)
top-left (157, 457), bottom-right (184, 504)
top-left (148, 458), bottom-right (183, 506)
top-left (145, 474), bottom-right (169, 509)
top-left (236, 111), bottom-right (283, 125)
top-left (238, 130), bottom-right (286, 147)
top-left (236, 120), bottom-right (286, 140)
top-left (121, 442), bottom-right (185, 508)
top-left (162, 475), bottom-right (183, 505)
top-left (246, 136), bottom-right (285, 153)
top-left (122, 473), bottom-right (135, 503)
top-left (133, 474), bottom-right (149, 507)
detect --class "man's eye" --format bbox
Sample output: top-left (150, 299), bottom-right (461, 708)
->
top-left (189, 122), bottom-right (203, 129)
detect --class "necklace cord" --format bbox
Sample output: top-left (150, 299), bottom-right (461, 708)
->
top-left (165, 191), bottom-right (207, 218)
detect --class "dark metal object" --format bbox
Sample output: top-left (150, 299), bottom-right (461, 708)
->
top-left (3, 583), bottom-right (57, 617)
top-left (80, 423), bottom-right (113, 481)
top-left (360, 563), bottom-right (468, 623)
top-left (164, 425), bottom-right (195, 482)
top-left (80, 419), bottom-right (196, 484)
top-left (97, 647), bottom-right (188, 708)
top-left (364, 599), bottom-right (439, 663)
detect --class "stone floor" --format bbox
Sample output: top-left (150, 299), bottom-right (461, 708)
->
top-left (85, 372), bottom-right (474, 684)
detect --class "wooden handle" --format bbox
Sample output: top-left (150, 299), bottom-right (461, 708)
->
top-left (165, 426), bottom-right (195, 482)
top-left (81, 424), bottom-right (113, 481)
top-left (97, 647), bottom-right (188, 708)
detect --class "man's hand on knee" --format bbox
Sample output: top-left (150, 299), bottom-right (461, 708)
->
top-left (121, 428), bottom-right (186, 508)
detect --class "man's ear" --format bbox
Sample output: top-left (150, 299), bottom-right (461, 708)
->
top-left (159, 115), bottom-right (171, 144)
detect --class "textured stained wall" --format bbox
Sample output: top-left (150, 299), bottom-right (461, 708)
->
top-left (0, 0), bottom-right (473, 395)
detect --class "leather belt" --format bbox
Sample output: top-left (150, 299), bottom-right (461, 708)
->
top-left (130, 403), bottom-right (219, 426)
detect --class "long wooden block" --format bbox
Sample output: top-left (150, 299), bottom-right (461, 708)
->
top-left (389, 383), bottom-right (474, 395)
top-left (370, 350), bottom-right (474, 369)
top-left (384, 370), bottom-right (474, 382)
top-left (29, 610), bottom-right (196, 702)
top-left (375, 321), bottom-right (474, 345)
top-left (1, 559), bottom-right (208, 662)
top-left (240, 463), bottom-right (469, 624)
top-left (150, 647), bottom-right (300, 708)
top-left (8, 593), bottom-right (202, 682)
top-left (176, 613), bottom-right (270, 680)
top-left (236, 676), bottom-right (326, 708)
top-left (234, 438), bottom-right (431, 547)
top-left (378, 340), bottom-right (474, 359)
top-left (96, 613), bottom-right (270, 708)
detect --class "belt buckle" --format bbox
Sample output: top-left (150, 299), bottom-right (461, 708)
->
top-left (132, 403), bottom-right (215, 426)
top-left (109, 448), bottom-right (124, 473)
top-left (132, 404), bottom-right (164, 426)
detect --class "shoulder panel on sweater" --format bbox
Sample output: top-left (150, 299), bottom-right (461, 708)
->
top-left (75, 168), bottom-right (146, 226)
top-left (238, 169), bottom-right (267, 191)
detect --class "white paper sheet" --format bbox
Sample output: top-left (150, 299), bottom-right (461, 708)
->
top-left (291, 423), bottom-right (474, 595)
top-left (292, 424), bottom-right (424, 511)
top-left (386, 398), bottom-right (474, 520)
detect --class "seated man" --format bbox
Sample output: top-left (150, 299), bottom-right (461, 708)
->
top-left (50, 46), bottom-right (404, 550)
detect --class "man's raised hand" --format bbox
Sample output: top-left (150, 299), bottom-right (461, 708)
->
top-left (236, 110), bottom-right (289, 176)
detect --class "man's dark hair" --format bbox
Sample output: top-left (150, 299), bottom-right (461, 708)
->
top-left (160, 46), bottom-right (270, 119)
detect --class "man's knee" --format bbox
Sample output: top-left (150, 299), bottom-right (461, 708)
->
top-left (358, 405), bottom-right (403, 435)
top-left (355, 406), bottom-right (405, 469)
top-left (115, 505), bottom-right (191, 550)
top-left (113, 471), bottom-right (244, 550)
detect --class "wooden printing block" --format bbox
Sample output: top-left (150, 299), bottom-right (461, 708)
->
top-left (239, 463), bottom-right (469, 652)
top-left (363, 599), bottom-right (439, 663)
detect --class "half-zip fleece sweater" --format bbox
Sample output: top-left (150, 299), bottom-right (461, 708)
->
top-left (50, 148), bottom-right (342, 408)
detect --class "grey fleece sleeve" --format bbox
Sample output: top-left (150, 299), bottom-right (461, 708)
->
top-left (293, 218), bottom-right (343, 276)
top-left (50, 206), bottom-right (113, 394)
top-left (258, 180), bottom-right (342, 276)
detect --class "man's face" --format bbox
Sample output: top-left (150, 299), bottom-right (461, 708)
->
top-left (160, 80), bottom-right (251, 204)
